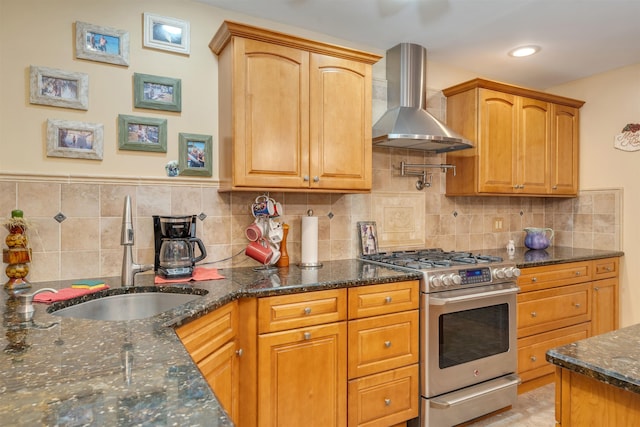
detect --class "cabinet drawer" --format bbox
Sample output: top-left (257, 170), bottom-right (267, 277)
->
top-left (518, 261), bottom-right (591, 292)
top-left (258, 289), bottom-right (347, 333)
top-left (348, 364), bottom-right (419, 427)
top-left (348, 281), bottom-right (419, 319)
top-left (517, 323), bottom-right (590, 383)
top-left (348, 311), bottom-right (419, 379)
top-left (592, 257), bottom-right (619, 280)
top-left (176, 300), bottom-right (238, 363)
top-left (517, 283), bottom-right (591, 338)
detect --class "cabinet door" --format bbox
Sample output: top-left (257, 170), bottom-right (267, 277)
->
top-left (550, 104), bottom-right (579, 195)
top-left (518, 97), bottom-right (551, 194)
top-left (258, 322), bottom-right (347, 427)
top-left (592, 278), bottom-right (619, 336)
top-left (477, 89), bottom-right (518, 193)
top-left (309, 54), bottom-right (372, 190)
top-left (233, 38), bottom-right (310, 188)
top-left (198, 340), bottom-right (240, 423)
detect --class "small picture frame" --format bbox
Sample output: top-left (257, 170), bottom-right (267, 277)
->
top-left (30, 66), bottom-right (89, 110)
top-left (118, 114), bottom-right (167, 152)
top-left (46, 119), bottom-right (104, 160)
top-left (133, 73), bottom-right (181, 112)
top-left (75, 21), bottom-right (130, 66)
top-left (143, 13), bottom-right (190, 55)
top-left (178, 133), bottom-right (212, 176)
top-left (358, 221), bottom-right (379, 256)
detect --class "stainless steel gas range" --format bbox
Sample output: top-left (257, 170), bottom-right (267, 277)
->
top-left (362, 249), bottom-right (521, 427)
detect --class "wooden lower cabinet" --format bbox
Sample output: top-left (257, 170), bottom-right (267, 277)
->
top-left (258, 321), bottom-right (347, 427)
top-left (555, 367), bottom-right (640, 426)
top-left (348, 364), bottom-right (419, 427)
top-left (198, 340), bottom-right (240, 419)
top-left (517, 258), bottom-right (620, 393)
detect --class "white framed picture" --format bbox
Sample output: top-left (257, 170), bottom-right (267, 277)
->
top-left (143, 13), bottom-right (190, 55)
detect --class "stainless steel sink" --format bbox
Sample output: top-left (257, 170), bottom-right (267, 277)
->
top-left (51, 289), bottom-right (207, 321)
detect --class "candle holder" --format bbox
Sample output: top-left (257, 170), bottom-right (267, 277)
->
top-left (3, 210), bottom-right (32, 292)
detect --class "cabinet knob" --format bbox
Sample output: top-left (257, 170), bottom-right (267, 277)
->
top-left (532, 277), bottom-right (537, 282)
top-left (236, 348), bottom-right (244, 357)
top-left (313, 176), bottom-right (319, 183)
top-left (303, 175), bottom-right (310, 182)
top-left (303, 332), bottom-right (311, 340)
top-left (552, 185), bottom-right (558, 190)
top-left (575, 271), bottom-right (581, 276)
top-left (574, 303), bottom-right (581, 308)
top-left (304, 307), bottom-right (312, 315)
top-left (531, 312), bottom-right (537, 318)
top-left (606, 266), bottom-right (612, 271)
top-left (531, 356), bottom-right (537, 362)
top-left (384, 296), bottom-right (392, 304)
top-left (594, 286), bottom-right (600, 291)
top-left (384, 341), bottom-right (392, 348)
top-left (384, 398), bottom-right (391, 406)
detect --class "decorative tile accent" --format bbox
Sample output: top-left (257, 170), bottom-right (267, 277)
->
top-left (372, 192), bottom-right (425, 248)
top-left (54, 212), bottom-right (67, 223)
top-left (327, 212), bottom-right (334, 219)
top-left (198, 212), bottom-right (207, 221)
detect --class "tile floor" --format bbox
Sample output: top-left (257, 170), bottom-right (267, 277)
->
top-left (467, 383), bottom-right (556, 426)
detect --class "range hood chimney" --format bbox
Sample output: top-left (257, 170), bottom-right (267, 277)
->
top-left (372, 43), bottom-right (472, 153)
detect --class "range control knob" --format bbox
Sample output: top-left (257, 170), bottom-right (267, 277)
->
top-left (450, 273), bottom-right (462, 285)
top-left (442, 273), bottom-right (461, 286)
top-left (511, 267), bottom-right (521, 278)
top-left (493, 268), bottom-right (506, 280)
top-left (429, 276), bottom-right (443, 288)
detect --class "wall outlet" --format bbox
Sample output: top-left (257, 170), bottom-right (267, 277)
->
top-left (493, 217), bottom-right (504, 232)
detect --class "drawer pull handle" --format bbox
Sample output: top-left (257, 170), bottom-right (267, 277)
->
top-left (304, 307), bottom-right (312, 315)
top-left (530, 356), bottom-right (537, 362)
top-left (574, 303), bottom-right (581, 308)
top-left (385, 296), bottom-right (392, 304)
top-left (236, 348), bottom-right (244, 357)
top-left (594, 287), bottom-right (600, 291)
top-left (385, 398), bottom-right (391, 406)
top-left (303, 332), bottom-right (311, 340)
top-left (606, 266), bottom-right (612, 271)
top-left (531, 312), bottom-right (537, 318)
top-left (384, 341), bottom-right (392, 348)
top-left (532, 277), bottom-right (537, 282)
top-left (575, 271), bottom-right (581, 276)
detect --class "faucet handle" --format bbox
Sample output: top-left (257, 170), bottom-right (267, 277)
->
top-left (17, 288), bottom-right (58, 315)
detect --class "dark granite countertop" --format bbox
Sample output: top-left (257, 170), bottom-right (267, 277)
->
top-left (0, 260), bottom-right (421, 426)
top-left (474, 245), bottom-right (624, 268)
top-left (546, 323), bottom-right (640, 394)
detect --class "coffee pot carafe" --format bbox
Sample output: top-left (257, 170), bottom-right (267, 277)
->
top-left (153, 215), bottom-right (206, 279)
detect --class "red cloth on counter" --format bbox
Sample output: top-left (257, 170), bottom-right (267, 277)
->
top-left (154, 267), bottom-right (225, 284)
top-left (33, 285), bottom-right (110, 303)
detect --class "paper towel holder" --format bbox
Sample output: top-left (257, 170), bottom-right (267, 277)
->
top-left (298, 210), bottom-right (323, 269)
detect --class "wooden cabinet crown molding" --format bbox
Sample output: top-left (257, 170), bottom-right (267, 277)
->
top-left (442, 78), bottom-right (585, 108)
top-left (210, 20), bottom-right (382, 64)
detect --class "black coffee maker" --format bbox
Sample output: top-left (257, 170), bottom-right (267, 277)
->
top-left (153, 215), bottom-right (207, 279)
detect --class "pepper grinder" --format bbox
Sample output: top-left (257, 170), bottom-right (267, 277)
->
top-left (276, 223), bottom-right (289, 267)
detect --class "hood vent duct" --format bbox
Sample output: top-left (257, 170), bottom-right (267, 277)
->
top-left (372, 43), bottom-right (473, 153)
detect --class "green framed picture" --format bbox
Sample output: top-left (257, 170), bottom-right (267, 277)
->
top-left (118, 114), bottom-right (167, 152)
top-left (178, 133), bottom-right (212, 176)
top-left (133, 73), bottom-right (181, 112)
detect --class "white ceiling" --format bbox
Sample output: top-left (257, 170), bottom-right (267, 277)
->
top-left (195, 0), bottom-right (640, 89)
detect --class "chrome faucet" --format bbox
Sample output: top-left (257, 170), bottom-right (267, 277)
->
top-left (121, 195), bottom-right (153, 287)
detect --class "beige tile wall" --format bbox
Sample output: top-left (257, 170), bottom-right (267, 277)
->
top-left (0, 174), bottom-right (621, 284)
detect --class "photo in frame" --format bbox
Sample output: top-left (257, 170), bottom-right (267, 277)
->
top-left (118, 114), bottom-right (167, 152)
top-left (46, 119), bottom-right (104, 160)
top-left (357, 221), bottom-right (379, 256)
top-left (178, 133), bottom-right (212, 176)
top-left (133, 73), bottom-right (181, 112)
top-left (30, 66), bottom-right (89, 110)
top-left (75, 21), bottom-right (130, 66)
top-left (143, 13), bottom-right (190, 55)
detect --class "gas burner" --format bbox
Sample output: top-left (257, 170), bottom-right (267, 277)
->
top-left (361, 248), bottom-right (503, 268)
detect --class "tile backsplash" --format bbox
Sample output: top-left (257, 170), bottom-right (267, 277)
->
top-left (0, 174), bottom-right (622, 283)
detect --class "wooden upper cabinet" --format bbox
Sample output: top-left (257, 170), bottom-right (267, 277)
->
top-left (443, 78), bottom-right (584, 197)
top-left (210, 21), bottom-right (381, 193)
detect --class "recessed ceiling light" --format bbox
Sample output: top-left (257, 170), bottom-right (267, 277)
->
top-left (508, 45), bottom-right (540, 57)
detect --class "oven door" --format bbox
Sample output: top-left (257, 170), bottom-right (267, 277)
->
top-left (423, 282), bottom-right (519, 398)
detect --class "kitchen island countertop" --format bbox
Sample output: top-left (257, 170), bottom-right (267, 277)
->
top-left (546, 323), bottom-right (640, 395)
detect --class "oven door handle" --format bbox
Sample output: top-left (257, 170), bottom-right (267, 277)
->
top-left (429, 374), bottom-right (522, 409)
top-left (428, 286), bottom-right (520, 306)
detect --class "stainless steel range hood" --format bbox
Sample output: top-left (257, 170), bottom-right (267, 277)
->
top-left (372, 43), bottom-right (473, 153)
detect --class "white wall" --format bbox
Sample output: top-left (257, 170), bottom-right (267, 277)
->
top-left (549, 64), bottom-right (640, 327)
